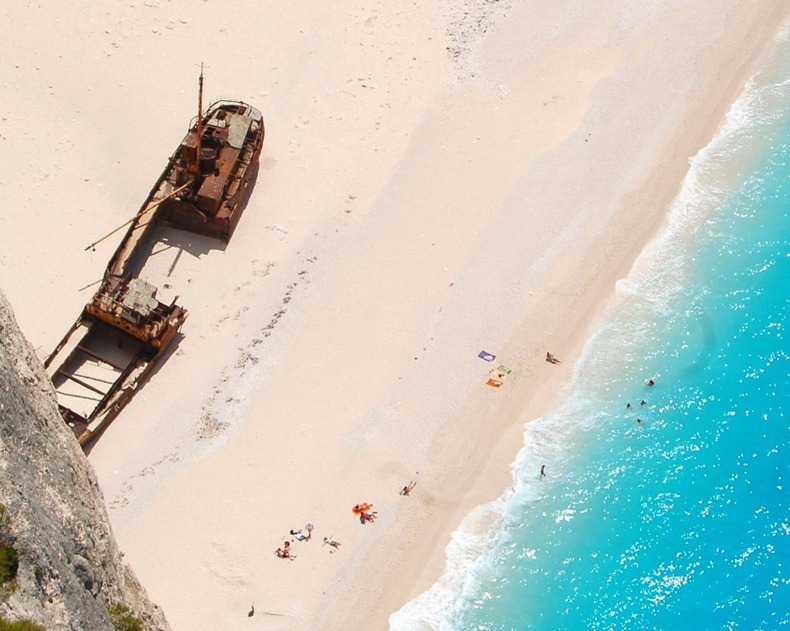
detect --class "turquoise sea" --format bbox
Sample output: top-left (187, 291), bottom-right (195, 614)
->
top-left (392, 28), bottom-right (789, 631)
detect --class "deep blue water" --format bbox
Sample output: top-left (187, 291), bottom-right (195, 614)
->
top-left (392, 29), bottom-right (789, 631)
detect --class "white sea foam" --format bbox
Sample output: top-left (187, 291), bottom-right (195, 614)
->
top-left (389, 490), bottom-right (513, 631)
top-left (389, 30), bottom-right (790, 631)
top-left (390, 400), bottom-right (603, 630)
top-left (618, 43), bottom-right (790, 317)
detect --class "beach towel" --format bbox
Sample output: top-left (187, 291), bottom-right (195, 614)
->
top-left (478, 351), bottom-right (496, 362)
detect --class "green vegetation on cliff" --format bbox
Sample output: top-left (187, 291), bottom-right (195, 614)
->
top-left (0, 506), bottom-right (19, 588)
top-left (0, 617), bottom-right (47, 631)
top-left (109, 603), bottom-right (144, 631)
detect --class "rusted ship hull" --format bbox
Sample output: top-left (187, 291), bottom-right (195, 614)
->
top-left (45, 279), bottom-right (187, 446)
top-left (158, 100), bottom-right (264, 242)
top-left (47, 75), bottom-right (263, 447)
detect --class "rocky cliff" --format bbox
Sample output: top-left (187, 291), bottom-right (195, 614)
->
top-left (0, 289), bottom-right (170, 631)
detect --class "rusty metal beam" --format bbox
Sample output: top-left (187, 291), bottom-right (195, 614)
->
top-left (55, 370), bottom-right (108, 397)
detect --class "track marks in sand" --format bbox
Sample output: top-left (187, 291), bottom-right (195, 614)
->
top-left (211, 260), bottom-right (275, 332)
top-left (197, 409), bottom-right (229, 441)
top-left (195, 257), bottom-right (318, 442)
top-left (445, 0), bottom-right (512, 79)
top-left (108, 450), bottom-right (180, 509)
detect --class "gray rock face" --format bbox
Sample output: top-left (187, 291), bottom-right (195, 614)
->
top-left (0, 289), bottom-right (170, 630)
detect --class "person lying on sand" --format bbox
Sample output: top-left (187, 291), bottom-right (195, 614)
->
top-left (323, 536), bottom-right (341, 548)
top-left (274, 547), bottom-right (295, 560)
top-left (400, 481), bottom-right (417, 496)
top-left (546, 352), bottom-right (561, 364)
top-left (359, 510), bottom-right (377, 524)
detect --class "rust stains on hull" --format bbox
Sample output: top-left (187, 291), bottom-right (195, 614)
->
top-left (45, 278), bottom-right (188, 447)
top-left (159, 100), bottom-right (264, 243)
top-left (46, 73), bottom-right (264, 448)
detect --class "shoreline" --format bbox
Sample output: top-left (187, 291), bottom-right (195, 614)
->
top-left (375, 5), bottom-right (790, 627)
top-left (0, 2), bottom-right (787, 630)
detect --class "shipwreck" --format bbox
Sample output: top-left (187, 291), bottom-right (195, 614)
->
top-left (45, 69), bottom-right (264, 446)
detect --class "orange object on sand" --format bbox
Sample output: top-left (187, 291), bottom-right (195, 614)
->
top-left (486, 379), bottom-right (503, 388)
top-left (352, 503), bottom-right (372, 514)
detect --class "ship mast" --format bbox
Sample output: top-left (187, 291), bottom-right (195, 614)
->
top-left (194, 63), bottom-right (204, 174)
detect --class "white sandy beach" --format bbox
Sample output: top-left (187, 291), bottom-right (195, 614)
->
top-left (1, 1), bottom-right (787, 628)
